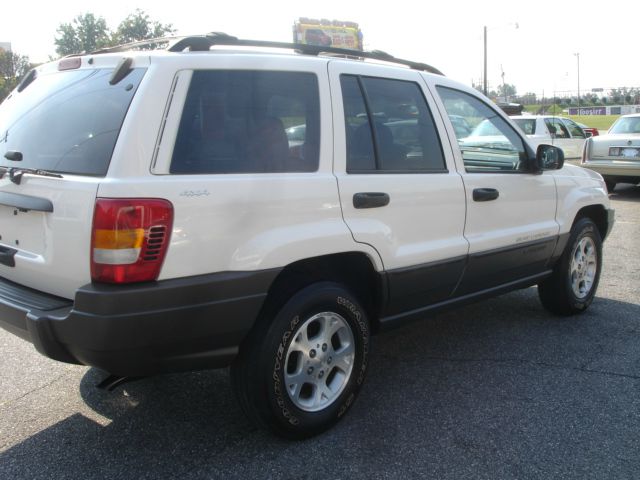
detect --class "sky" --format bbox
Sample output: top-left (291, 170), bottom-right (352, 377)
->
top-left (2, 1), bottom-right (636, 98)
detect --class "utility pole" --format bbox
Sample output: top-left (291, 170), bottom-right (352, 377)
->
top-left (574, 53), bottom-right (580, 112)
top-left (483, 26), bottom-right (487, 96)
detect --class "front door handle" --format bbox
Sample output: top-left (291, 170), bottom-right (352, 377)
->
top-left (353, 192), bottom-right (390, 209)
top-left (0, 246), bottom-right (17, 267)
top-left (473, 188), bottom-right (499, 202)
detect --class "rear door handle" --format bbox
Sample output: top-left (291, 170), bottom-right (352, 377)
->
top-left (353, 192), bottom-right (390, 209)
top-left (473, 188), bottom-right (499, 202)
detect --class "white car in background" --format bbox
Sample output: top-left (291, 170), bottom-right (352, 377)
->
top-left (581, 113), bottom-right (640, 191)
top-left (511, 115), bottom-right (587, 162)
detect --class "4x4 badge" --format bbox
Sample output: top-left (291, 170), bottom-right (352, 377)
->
top-left (180, 190), bottom-right (210, 197)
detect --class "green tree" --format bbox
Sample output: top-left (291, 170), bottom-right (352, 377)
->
top-left (518, 92), bottom-right (537, 105)
top-left (112, 9), bottom-right (175, 46)
top-left (54, 13), bottom-right (111, 56)
top-left (0, 48), bottom-right (31, 102)
top-left (496, 83), bottom-right (517, 100)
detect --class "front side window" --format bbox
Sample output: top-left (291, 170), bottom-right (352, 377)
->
top-left (563, 119), bottom-right (586, 138)
top-left (171, 71), bottom-right (320, 174)
top-left (341, 74), bottom-right (446, 173)
top-left (436, 86), bottom-right (527, 173)
top-left (544, 118), bottom-right (570, 138)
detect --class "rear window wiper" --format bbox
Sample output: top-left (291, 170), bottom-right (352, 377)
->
top-left (0, 166), bottom-right (63, 185)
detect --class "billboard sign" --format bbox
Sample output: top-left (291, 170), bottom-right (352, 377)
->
top-left (568, 107), bottom-right (606, 115)
top-left (293, 18), bottom-right (363, 51)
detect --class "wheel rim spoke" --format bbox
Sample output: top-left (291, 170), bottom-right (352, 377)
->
top-left (331, 341), bottom-right (354, 372)
top-left (315, 383), bottom-right (334, 408)
top-left (285, 370), bottom-right (308, 400)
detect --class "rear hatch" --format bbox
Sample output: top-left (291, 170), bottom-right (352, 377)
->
top-left (0, 58), bottom-right (146, 299)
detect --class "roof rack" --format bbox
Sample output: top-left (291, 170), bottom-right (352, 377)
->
top-left (90, 32), bottom-right (444, 76)
top-left (90, 36), bottom-right (181, 55)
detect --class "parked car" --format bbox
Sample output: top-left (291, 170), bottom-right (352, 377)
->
top-left (0, 33), bottom-right (613, 439)
top-left (511, 115), bottom-right (587, 162)
top-left (577, 122), bottom-right (599, 138)
top-left (581, 113), bottom-right (640, 191)
top-left (497, 102), bottom-right (524, 115)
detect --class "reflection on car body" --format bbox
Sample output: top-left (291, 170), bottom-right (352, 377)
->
top-left (458, 119), bottom-right (521, 170)
top-left (511, 115), bottom-right (586, 162)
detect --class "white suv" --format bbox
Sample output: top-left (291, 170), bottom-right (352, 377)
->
top-left (0, 34), bottom-right (614, 438)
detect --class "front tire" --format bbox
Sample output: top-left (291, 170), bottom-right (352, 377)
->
top-left (231, 282), bottom-right (370, 439)
top-left (538, 217), bottom-right (602, 315)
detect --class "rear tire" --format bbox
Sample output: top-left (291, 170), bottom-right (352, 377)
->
top-left (538, 217), bottom-right (602, 315)
top-left (231, 281), bottom-right (370, 439)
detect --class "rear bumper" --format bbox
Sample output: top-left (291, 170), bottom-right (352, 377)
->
top-left (0, 270), bottom-right (279, 376)
top-left (582, 160), bottom-right (640, 180)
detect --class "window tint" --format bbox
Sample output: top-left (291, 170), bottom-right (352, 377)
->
top-left (171, 71), bottom-right (320, 174)
top-left (563, 119), bottom-right (586, 138)
top-left (436, 86), bottom-right (527, 173)
top-left (341, 75), bottom-right (445, 173)
top-left (0, 68), bottom-right (146, 176)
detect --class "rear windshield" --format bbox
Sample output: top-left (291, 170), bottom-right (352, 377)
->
top-left (0, 67), bottom-right (145, 176)
top-left (609, 116), bottom-right (640, 134)
top-left (513, 118), bottom-right (536, 135)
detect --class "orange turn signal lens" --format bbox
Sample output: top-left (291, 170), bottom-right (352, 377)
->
top-left (93, 228), bottom-right (145, 250)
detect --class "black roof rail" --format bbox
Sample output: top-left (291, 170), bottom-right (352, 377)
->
top-left (169, 33), bottom-right (444, 75)
top-left (89, 32), bottom-right (444, 76)
top-left (90, 36), bottom-right (181, 54)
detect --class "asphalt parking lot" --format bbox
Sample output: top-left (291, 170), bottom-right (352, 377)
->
top-left (1, 185), bottom-right (639, 480)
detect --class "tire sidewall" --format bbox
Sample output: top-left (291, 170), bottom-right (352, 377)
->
top-left (259, 283), bottom-right (370, 437)
top-left (561, 219), bottom-right (602, 311)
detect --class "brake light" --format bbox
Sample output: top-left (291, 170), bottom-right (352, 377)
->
top-left (58, 57), bottom-right (82, 71)
top-left (91, 198), bottom-right (173, 283)
top-left (581, 138), bottom-right (591, 164)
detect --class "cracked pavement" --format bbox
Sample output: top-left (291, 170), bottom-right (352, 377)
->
top-left (1, 185), bottom-right (639, 479)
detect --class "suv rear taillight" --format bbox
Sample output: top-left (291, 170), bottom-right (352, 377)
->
top-left (91, 198), bottom-right (173, 284)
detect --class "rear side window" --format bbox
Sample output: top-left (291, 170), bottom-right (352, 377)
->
top-left (341, 75), bottom-right (446, 173)
top-left (170, 71), bottom-right (320, 174)
top-left (513, 118), bottom-right (536, 135)
top-left (0, 68), bottom-right (146, 176)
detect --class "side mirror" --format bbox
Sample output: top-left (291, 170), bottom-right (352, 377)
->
top-left (534, 144), bottom-right (564, 171)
